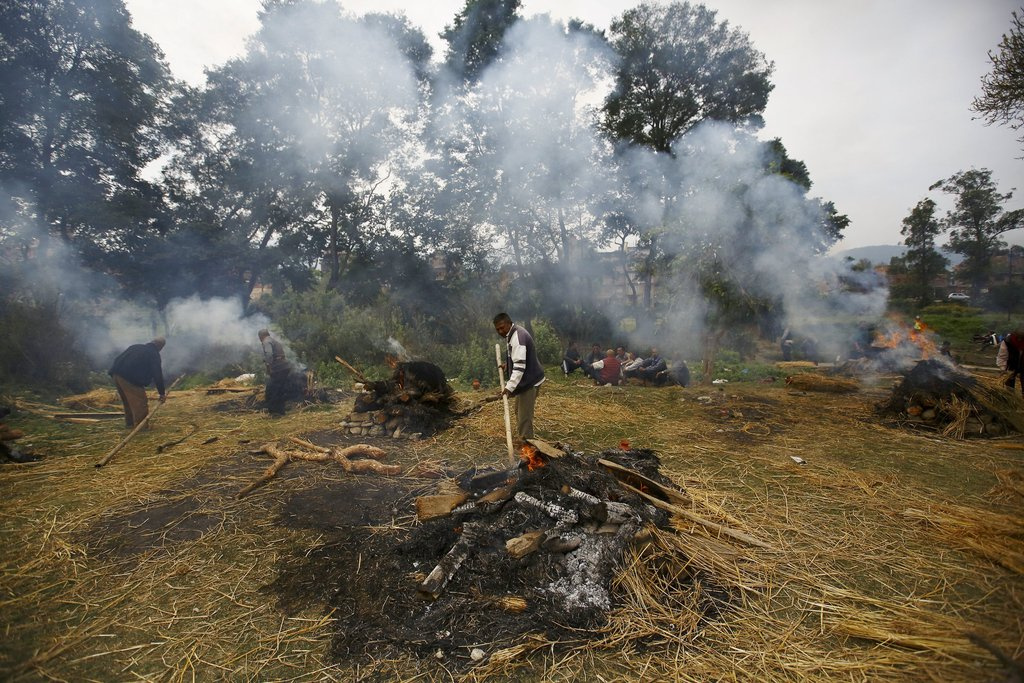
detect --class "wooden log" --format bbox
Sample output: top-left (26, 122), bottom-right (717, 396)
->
top-left (337, 457), bottom-right (401, 475)
top-left (514, 492), bottom-right (578, 526)
top-left (505, 530), bottom-right (544, 559)
top-left (477, 485), bottom-right (515, 505)
top-left (330, 444), bottom-right (388, 461)
top-left (617, 480), bottom-right (772, 550)
top-left (595, 501), bottom-right (641, 525)
top-left (416, 493), bottom-right (469, 521)
top-left (597, 458), bottom-right (691, 507)
top-left (525, 437), bottom-right (565, 460)
top-left (419, 523), bottom-right (481, 598)
top-left (237, 444), bottom-right (291, 498)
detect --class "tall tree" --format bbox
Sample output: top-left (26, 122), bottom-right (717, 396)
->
top-left (897, 198), bottom-right (947, 308)
top-left (601, 1), bottom-right (773, 155)
top-left (174, 0), bottom-right (425, 296)
top-left (0, 0), bottom-right (175, 270)
top-left (930, 168), bottom-right (1023, 298)
top-left (441, 0), bottom-right (522, 83)
top-left (600, 1), bottom-right (774, 310)
top-left (972, 8), bottom-right (1024, 151)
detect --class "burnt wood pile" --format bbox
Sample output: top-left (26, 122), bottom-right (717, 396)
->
top-left (877, 359), bottom-right (1019, 438)
top-left (409, 441), bottom-right (673, 627)
top-left (340, 361), bottom-right (455, 439)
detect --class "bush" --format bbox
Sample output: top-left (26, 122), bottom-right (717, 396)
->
top-left (530, 319), bottom-right (562, 367)
top-left (0, 298), bottom-right (90, 391)
top-left (457, 334), bottom-right (500, 388)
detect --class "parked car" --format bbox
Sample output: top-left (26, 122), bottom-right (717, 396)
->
top-left (947, 292), bottom-right (970, 302)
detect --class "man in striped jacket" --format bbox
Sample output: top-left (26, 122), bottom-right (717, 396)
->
top-left (493, 313), bottom-right (545, 442)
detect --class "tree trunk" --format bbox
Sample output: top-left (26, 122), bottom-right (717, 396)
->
top-left (700, 328), bottom-right (726, 386)
top-left (327, 200), bottom-right (341, 290)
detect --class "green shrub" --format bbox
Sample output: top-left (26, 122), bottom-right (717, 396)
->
top-left (530, 319), bottom-right (562, 367)
top-left (458, 333), bottom-right (500, 388)
top-left (0, 298), bottom-right (90, 391)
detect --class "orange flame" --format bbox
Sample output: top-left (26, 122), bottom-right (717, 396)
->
top-left (873, 317), bottom-right (937, 359)
top-left (619, 439), bottom-right (631, 451)
top-left (520, 443), bottom-right (546, 471)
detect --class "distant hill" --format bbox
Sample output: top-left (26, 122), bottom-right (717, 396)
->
top-left (830, 244), bottom-right (905, 265)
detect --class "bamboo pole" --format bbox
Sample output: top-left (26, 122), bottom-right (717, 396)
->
top-left (95, 376), bottom-right (182, 468)
top-left (334, 356), bottom-right (369, 384)
top-left (495, 343), bottom-right (516, 465)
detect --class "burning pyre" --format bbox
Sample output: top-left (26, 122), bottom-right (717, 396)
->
top-left (340, 360), bottom-right (456, 439)
top-left (878, 359), bottom-right (1023, 438)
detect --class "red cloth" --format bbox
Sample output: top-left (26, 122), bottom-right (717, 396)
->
top-left (599, 356), bottom-right (621, 384)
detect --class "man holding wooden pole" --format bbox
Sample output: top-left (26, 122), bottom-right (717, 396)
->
top-left (493, 313), bottom-right (545, 445)
top-left (108, 337), bottom-right (167, 429)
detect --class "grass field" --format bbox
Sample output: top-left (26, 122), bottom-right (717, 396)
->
top-left (1, 368), bottom-right (1022, 681)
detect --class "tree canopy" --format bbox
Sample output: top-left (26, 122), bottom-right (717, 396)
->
top-left (931, 168), bottom-right (1023, 298)
top-left (601, 1), bottom-right (773, 154)
top-left (973, 8), bottom-right (1024, 151)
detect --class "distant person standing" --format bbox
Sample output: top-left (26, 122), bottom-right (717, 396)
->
top-left (109, 337), bottom-right (167, 429)
top-left (997, 329), bottom-right (1024, 396)
top-left (493, 313), bottom-right (545, 443)
top-left (258, 329), bottom-right (290, 415)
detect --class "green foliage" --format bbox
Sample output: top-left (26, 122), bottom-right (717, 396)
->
top-left (930, 169), bottom-right (1022, 295)
top-left (917, 304), bottom-right (987, 344)
top-left (602, 1), bottom-right (773, 153)
top-left (0, 299), bottom-right (90, 391)
top-left (457, 333), bottom-right (501, 387)
top-left (441, 0), bottom-right (522, 82)
top-left (530, 319), bottom-right (562, 366)
top-left (690, 351), bottom-right (786, 384)
top-left (260, 289), bottom-right (405, 377)
top-left (972, 9), bottom-right (1024, 151)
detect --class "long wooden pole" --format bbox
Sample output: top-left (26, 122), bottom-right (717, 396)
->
top-left (495, 343), bottom-right (516, 464)
top-left (95, 376), bottom-right (182, 469)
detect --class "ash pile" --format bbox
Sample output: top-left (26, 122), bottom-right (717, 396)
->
top-left (877, 359), bottom-right (1024, 438)
top-left (265, 441), bottom-right (744, 668)
top-left (411, 444), bottom-right (667, 618)
top-left (339, 360), bottom-right (455, 439)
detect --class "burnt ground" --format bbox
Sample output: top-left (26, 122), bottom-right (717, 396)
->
top-left (81, 428), bottom-right (716, 672)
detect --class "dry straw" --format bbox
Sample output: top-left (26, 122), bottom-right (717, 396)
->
top-left (0, 373), bottom-right (1021, 681)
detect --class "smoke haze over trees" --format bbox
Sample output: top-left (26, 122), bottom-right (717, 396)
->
top-left (10, 0), bottom-right (1000, 389)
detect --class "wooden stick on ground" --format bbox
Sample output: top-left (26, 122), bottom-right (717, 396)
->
top-left (237, 442), bottom-right (398, 498)
top-left (94, 376), bottom-right (183, 468)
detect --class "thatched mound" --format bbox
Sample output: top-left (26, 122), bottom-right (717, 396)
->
top-left (878, 360), bottom-right (1022, 438)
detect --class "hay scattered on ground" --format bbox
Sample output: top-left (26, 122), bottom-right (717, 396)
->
top-left (0, 375), bottom-right (1021, 681)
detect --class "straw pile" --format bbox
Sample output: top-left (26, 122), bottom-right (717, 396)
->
top-left (785, 372), bottom-right (859, 393)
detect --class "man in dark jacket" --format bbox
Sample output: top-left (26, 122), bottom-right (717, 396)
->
top-left (109, 337), bottom-right (167, 428)
top-left (258, 329), bottom-right (290, 415)
top-left (494, 313), bottom-right (545, 442)
top-left (561, 341), bottom-right (583, 376)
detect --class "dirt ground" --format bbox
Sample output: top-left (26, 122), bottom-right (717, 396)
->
top-left (0, 372), bottom-right (1022, 681)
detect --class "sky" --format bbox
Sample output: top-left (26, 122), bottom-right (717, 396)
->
top-left (123, 0), bottom-right (1024, 251)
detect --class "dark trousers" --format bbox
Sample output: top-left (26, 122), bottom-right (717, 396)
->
top-left (265, 369), bottom-right (290, 415)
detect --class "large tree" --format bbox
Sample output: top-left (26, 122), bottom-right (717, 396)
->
top-left (601, 1), bottom-right (773, 155)
top-left (171, 0), bottom-right (427, 297)
top-left (599, 1), bottom-right (774, 311)
top-left (972, 8), bottom-right (1024, 151)
top-left (441, 0), bottom-right (522, 83)
top-left (897, 198), bottom-right (947, 308)
top-left (930, 168), bottom-right (1023, 298)
top-left (0, 0), bottom-right (175, 270)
